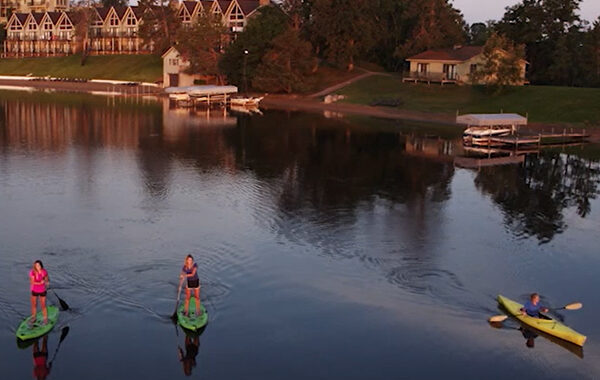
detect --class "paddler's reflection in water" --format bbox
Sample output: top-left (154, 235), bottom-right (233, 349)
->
top-left (32, 335), bottom-right (51, 380)
top-left (178, 335), bottom-right (199, 376)
top-left (520, 327), bottom-right (539, 348)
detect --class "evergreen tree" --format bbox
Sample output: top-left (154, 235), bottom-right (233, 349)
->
top-left (469, 22), bottom-right (490, 45)
top-left (176, 13), bottom-right (227, 84)
top-left (312, 0), bottom-right (378, 70)
top-left (495, 0), bottom-right (585, 85)
top-left (138, 0), bottom-right (180, 55)
top-left (252, 28), bottom-right (317, 93)
top-left (394, 0), bottom-right (467, 62)
top-left (219, 6), bottom-right (289, 86)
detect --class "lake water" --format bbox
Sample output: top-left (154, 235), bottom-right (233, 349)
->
top-left (0, 91), bottom-right (599, 379)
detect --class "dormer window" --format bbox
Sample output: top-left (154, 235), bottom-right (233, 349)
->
top-left (126, 13), bottom-right (136, 25)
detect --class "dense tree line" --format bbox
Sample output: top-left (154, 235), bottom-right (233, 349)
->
top-left (139, 0), bottom-right (600, 90)
top-left (495, 0), bottom-right (600, 87)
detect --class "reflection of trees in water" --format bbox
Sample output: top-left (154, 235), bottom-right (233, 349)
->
top-left (474, 153), bottom-right (600, 243)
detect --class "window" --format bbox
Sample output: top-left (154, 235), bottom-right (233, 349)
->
top-left (179, 9), bottom-right (191, 23)
top-left (169, 58), bottom-right (179, 66)
top-left (228, 3), bottom-right (244, 31)
top-left (417, 63), bottom-right (428, 74)
top-left (470, 64), bottom-right (477, 74)
top-left (126, 13), bottom-right (136, 26)
top-left (443, 64), bottom-right (456, 80)
top-left (109, 13), bottom-right (119, 26)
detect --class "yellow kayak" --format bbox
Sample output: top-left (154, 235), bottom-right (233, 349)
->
top-left (497, 295), bottom-right (586, 347)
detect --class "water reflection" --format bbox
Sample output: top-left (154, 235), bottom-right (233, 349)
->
top-left (177, 327), bottom-right (205, 377)
top-left (15, 327), bottom-right (70, 380)
top-left (0, 94), bottom-right (599, 248)
top-left (474, 154), bottom-right (600, 243)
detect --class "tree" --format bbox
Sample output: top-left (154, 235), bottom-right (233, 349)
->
top-left (175, 13), bottom-right (227, 84)
top-left (468, 22), bottom-right (490, 45)
top-left (100, 0), bottom-right (126, 7)
top-left (471, 32), bottom-right (526, 91)
top-left (368, 0), bottom-right (410, 71)
top-left (495, 0), bottom-right (585, 85)
top-left (219, 6), bottom-right (289, 86)
top-left (138, 0), bottom-right (180, 55)
top-left (587, 18), bottom-right (600, 87)
top-left (312, 0), bottom-right (378, 70)
top-left (252, 28), bottom-right (317, 93)
top-left (394, 0), bottom-right (467, 62)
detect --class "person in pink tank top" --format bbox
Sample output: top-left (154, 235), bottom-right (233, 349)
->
top-left (29, 260), bottom-right (49, 325)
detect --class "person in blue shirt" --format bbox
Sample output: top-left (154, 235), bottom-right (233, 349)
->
top-left (520, 293), bottom-right (549, 318)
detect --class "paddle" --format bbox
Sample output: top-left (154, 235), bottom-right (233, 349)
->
top-left (48, 326), bottom-right (70, 368)
top-left (488, 302), bottom-right (583, 323)
top-left (171, 277), bottom-right (184, 321)
top-left (51, 289), bottom-right (70, 311)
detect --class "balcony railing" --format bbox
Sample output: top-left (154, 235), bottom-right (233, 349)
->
top-left (403, 72), bottom-right (458, 82)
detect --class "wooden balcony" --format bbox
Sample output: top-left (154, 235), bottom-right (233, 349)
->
top-left (402, 71), bottom-right (458, 85)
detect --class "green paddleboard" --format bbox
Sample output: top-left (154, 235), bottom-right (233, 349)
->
top-left (177, 298), bottom-right (208, 331)
top-left (16, 305), bottom-right (59, 341)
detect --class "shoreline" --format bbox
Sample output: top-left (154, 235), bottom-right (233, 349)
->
top-left (0, 77), bottom-right (597, 142)
top-left (0, 78), bottom-right (161, 96)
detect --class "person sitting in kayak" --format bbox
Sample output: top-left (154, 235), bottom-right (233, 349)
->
top-left (30, 260), bottom-right (49, 325)
top-left (180, 255), bottom-right (201, 316)
top-left (520, 293), bottom-right (548, 318)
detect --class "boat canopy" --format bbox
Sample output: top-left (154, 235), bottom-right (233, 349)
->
top-left (164, 85), bottom-right (238, 95)
top-left (456, 113), bottom-right (527, 126)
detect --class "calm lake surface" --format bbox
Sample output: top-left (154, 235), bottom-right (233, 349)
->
top-left (0, 91), bottom-right (599, 379)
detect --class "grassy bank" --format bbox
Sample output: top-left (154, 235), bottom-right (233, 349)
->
top-left (338, 75), bottom-right (600, 125)
top-left (0, 54), bottom-right (162, 82)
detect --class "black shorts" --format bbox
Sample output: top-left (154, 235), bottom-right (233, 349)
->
top-left (31, 291), bottom-right (47, 297)
top-left (187, 279), bottom-right (200, 289)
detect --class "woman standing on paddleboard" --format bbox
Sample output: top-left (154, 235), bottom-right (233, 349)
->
top-left (30, 260), bottom-right (49, 325)
top-left (180, 255), bottom-right (201, 316)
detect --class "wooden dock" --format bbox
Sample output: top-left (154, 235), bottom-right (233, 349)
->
top-left (477, 129), bottom-right (591, 148)
top-left (454, 155), bottom-right (525, 169)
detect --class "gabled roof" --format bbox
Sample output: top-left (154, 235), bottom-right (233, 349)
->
top-left (31, 12), bottom-right (45, 24)
top-left (95, 7), bottom-right (111, 21)
top-left (56, 11), bottom-right (75, 27)
top-left (407, 46), bottom-right (483, 62)
top-left (161, 46), bottom-right (180, 58)
top-left (65, 11), bottom-right (82, 25)
top-left (130, 6), bottom-right (144, 19)
top-left (47, 11), bottom-right (62, 24)
top-left (39, 12), bottom-right (55, 26)
top-left (16, 13), bottom-right (29, 24)
top-left (237, 0), bottom-right (260, 15)
top-left (182, 1), bottom-right (199, 15)
top-left (217, 0), bottom-right (232, 12)
top-left (114, 6), bottom-right (128, 19)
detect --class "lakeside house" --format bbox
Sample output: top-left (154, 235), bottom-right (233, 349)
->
top-left (3, 0), bottom-right (266, 58)
top-left (404, 45), bottom-right (528, 85)
top-left (0, 0), bottom-right (69, 23)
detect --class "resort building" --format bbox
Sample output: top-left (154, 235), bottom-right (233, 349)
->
top-left (404, 45), bottom-right (528, 85)
top-left (0, 0), bottom-right (69, 23)
top-left (3, 0), bottom-right (267, 58)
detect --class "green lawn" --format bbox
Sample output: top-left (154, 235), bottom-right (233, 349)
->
top-left (338, 75), bottom-right (600, 125)
top-left (0, 54), bottom-right (162, 83)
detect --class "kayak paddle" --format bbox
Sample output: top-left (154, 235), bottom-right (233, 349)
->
top-left (51, 290), bottom-right (70, 311)
top-left (171, 278), bottom-right (184, 321)
top-left (488, 302), bottom-right (583, 322)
